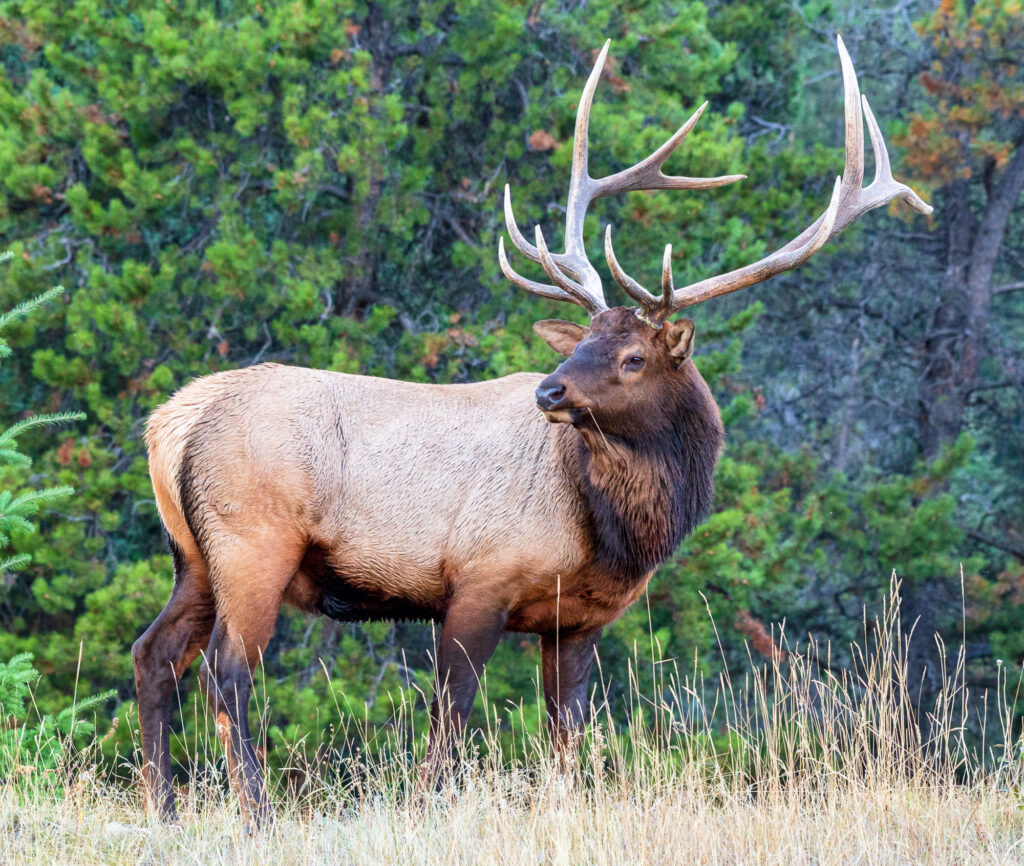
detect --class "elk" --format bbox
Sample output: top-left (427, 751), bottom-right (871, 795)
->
top-left (133, 36), bottom-right (930, 824)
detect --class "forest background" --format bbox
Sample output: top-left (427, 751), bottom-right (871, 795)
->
top-left (0, 0), bottom-right (1021, 767)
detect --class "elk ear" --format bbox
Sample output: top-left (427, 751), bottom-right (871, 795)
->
top-left (664, 318), bottom-right (695, 366)
top-left (533, 320), bottom-right (588, 356)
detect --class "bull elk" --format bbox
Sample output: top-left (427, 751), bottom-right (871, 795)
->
top-left (133, 36), bottom-right (930, 824)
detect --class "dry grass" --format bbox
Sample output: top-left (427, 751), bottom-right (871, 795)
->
top-left (3, 584), bottom-right (1024, 865)
top-left (4, 767), bottom-right (1023, 865)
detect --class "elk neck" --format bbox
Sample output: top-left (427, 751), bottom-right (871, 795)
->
top-left (559, 366), bottom-right (722, 584)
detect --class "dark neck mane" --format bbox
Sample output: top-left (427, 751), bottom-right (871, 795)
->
top-left (563, 369), bottom-right (723, 583)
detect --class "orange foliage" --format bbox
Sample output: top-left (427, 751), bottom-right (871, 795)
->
top-left (896, 0), bottom-right (1023, 189)
top-left (55, 439), bottom-right (74, 467)
top-left (734, 609), bottom-right (787, 664)
top-left (528, 130), bottom-right (558, 152)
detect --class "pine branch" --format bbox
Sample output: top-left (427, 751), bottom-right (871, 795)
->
top-left (0, 448), bottom-right (30, 467)
top-left (0, 285), bottom-right (65, 332)
top-left (0, 514), bottom-right (36, 536)
top-left (0, 412), bottom-right (86, 446)
top-left (0, 553), bottom-right (31, 572)
top-left (54, 689), bottom-right (118, 734)
top-left (6, 485), bottom-right (76, 516)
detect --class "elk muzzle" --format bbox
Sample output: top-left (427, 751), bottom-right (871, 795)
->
top-left (535, 376), bottom-right (586, 424)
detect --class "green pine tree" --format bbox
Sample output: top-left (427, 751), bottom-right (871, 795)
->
top-left (0, 253), bottom-right (112, 779)
top-left (0, 262), bottom-right (82, 574)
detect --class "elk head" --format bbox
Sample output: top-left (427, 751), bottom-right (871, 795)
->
top-left (531, 309), bottom-right (695, 434)
top-left (499, 37), bottom-right (932, 434)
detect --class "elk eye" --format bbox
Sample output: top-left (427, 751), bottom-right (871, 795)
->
top-left (624, 356), bottom-right (645, 370)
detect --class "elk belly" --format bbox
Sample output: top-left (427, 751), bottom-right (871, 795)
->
top-left (286, 543), bottom-right (446, 623)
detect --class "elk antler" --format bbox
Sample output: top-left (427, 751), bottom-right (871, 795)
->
top-left (498, 40), bottom-right (745, 318)
top-left (604, 34), bottom-right (933, 323)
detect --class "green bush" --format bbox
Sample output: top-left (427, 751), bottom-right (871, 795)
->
top-left (0, 651), bottom-right (114, 778)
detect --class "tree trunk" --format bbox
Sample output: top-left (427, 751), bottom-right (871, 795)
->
top-left (916, 143), bottom-right (1024, 460)
top-left (906, 142), bottom-right (1024, 738)
top-left (917, 176), bottom-right (971, 460)
top-left (962, 144), bottom-right (1024, 387)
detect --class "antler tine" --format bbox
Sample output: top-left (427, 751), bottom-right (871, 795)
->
top-left (503, 185), bottom-right (584, 282)
top-left (837, 34), bottom-right (865, 201)
top-left (586, 73), bottom-right (743, 318)
top-left (493, 44), bottom-right (612, 317)
top-left (862, 96), bottom-right (890, 185)
top-left (861, 96), bottom-right (932, 215)
top-left (498, 237), bottom-right (580, 305)
top-left (656, 35), bottom-right (931, 315)
top-left (605, 226), bottom-right (682, 326)
top-left (502, 184), bottom-right (541, 261)
top-left (565, 39), bottom-right (610, 242)
top-left (594, 102), bottom-right (746, 198)
top-left (534, 226), bottom-right (606, 315)
top-left (605, 225), bottom-right (662, 308)
top-left (822, 35), bottom-right (931, 236)
top-left (659, 244), bottom-right (675, 318)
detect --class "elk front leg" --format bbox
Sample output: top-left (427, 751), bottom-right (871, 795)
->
top-left (540, 627), bottom-right (601, 764)
top-left (422, 601), bottom-right (507, 787)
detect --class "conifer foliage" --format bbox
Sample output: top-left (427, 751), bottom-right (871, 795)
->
top-left (0, 254), bottom-right (112, 779)
top-left (0, 254), bottom-right (81, 575)
top-left (0, 0), bottom-right (1018, 765)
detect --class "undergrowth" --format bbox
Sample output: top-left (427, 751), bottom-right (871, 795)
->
top-left (2, 580), bottom-right (1023, 865)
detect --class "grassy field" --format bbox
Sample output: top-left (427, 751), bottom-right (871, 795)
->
top-left (3, 589), bottom-right (1024, 865)
top-left (4, 763), bottom-right (1023, 865)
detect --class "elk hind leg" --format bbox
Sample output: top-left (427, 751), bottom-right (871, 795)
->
top-left (132, 537), bottom-right (215, 820)
top-left (197, 543), bottom-right (299, 828)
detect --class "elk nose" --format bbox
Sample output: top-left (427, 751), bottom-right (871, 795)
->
top-left (535, 382), bottom-right (567, 410)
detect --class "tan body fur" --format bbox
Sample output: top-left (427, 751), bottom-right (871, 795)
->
top-left (146, 363), bottom-right (651, 644)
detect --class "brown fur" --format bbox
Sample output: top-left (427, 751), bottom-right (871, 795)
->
top-left (133, 306), bottom-right (723, 823)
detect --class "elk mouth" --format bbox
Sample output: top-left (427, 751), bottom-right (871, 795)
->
top-left (539, 405), bottom-right (589, 425)
top-left (535, 380), bottom-right (589, 425)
